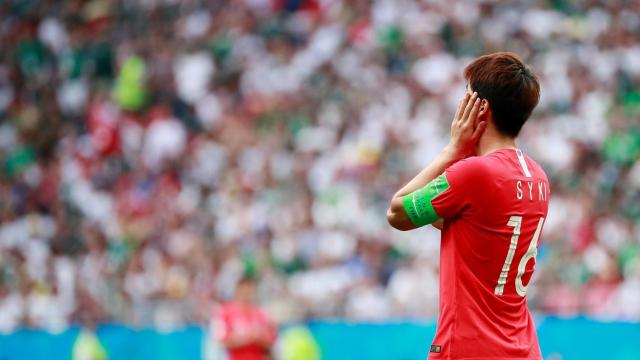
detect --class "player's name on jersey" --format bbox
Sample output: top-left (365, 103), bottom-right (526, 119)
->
top-left (515, 180), bottom-right (548, 201)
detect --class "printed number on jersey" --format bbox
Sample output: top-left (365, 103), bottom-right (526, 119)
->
top-left (494, 216), bottom-right (544, 297)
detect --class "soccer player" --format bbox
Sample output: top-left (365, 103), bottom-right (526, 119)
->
top-left (213, 275), bottom-right (277, 360)
top-left (387, 52), bottom-right (548, 359)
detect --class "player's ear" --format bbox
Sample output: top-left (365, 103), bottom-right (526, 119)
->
top-left (479, 99), bottom-right (490, 117)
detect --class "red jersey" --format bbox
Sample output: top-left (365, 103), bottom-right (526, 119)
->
top-left (213, 302), bottom-right (277, 360)
top-left (429, 149), bottom-right (549, 359)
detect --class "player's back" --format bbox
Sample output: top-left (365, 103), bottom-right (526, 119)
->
top-left (429, 148), bottom-right (549, 359)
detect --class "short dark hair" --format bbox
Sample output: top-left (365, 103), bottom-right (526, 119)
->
top-left (463, 52), bottom-right (540, 137)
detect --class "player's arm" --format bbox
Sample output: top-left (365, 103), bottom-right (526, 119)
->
top-left (387, 92), bottom-right (486, 231)
top-left (386, 148), bottom-right (461, 230)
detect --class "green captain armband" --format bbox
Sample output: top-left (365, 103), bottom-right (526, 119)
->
top-left (402, 173), bottom-right (450, 227)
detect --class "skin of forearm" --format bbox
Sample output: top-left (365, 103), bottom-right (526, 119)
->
top-left (386, 146), bottom-right (462, 230)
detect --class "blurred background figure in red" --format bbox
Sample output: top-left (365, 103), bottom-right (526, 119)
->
top-left (213, 274), bottom-right (277, 360)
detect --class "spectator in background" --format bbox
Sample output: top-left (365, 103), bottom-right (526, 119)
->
top-left (213, 274), bottom-right (277, 360)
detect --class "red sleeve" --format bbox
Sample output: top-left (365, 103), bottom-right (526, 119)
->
top-left (431, 157), bottom-right (490, 220)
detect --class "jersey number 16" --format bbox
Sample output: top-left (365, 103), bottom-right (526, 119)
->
top-left (494, 216), bottom-right (545, 297)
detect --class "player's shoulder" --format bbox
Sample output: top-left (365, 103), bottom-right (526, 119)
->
top-left (446, 149), bottom-right (547, 182)
top-left (216, 301), bottom-right (239, 314)
top-left (443, 155), bottom-right (495, 190)
top-left (446, 154), bottom-right (494, 177)
top-left (523, 152), bottom-right (549, 181)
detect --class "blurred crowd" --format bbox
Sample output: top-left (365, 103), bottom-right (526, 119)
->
top-left (1, 0), bottom-right (640, 333)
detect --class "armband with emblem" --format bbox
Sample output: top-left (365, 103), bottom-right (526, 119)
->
top-left (402, 173), bottom-right (450, 226)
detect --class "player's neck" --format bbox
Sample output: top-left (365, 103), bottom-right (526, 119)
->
top-left (477, 126), bottom-right (517, 156)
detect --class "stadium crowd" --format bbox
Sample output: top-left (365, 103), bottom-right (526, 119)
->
top-left (0, 0), bottom-right (639, 333)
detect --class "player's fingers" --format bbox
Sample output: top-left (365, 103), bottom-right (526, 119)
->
top-left (453, 93), bottom-right (469, 123)
top-left (464, 97), bottom-right (481, 128)
top-left (473, 99), bottom-right (487, 128)
top-left (471, 121), bottom-right (487, 140)
top-left (456, 94), bottom-right (472, 125)
top-left (460, 92), bottom-right (478, 124)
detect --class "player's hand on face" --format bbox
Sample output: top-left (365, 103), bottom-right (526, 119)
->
top-left (448, 91), bottom-right (487, 159)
